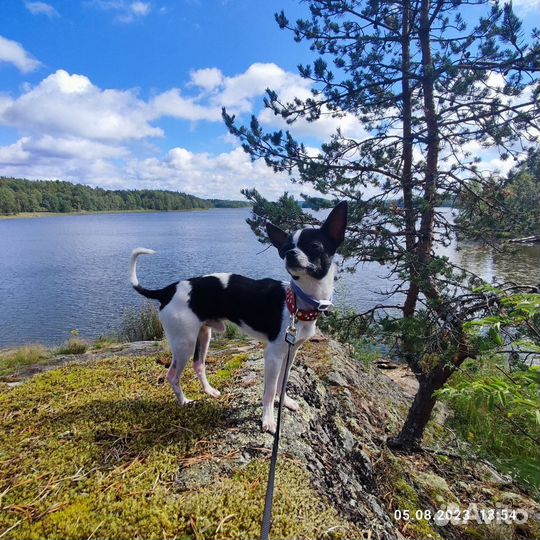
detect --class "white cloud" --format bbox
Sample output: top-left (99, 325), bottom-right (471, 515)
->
top-left (190, 68), bottom-right (224, 91)
top-left (131, 1), bottom-right (151, 15)
top-left (2, 62), bottom-right (531, 202)
top-left (89, 0), bottom-right (152, 23)
top-left (150, 89), bottom-right (221, 122)
top-left (0, 35), bottom-right (41, 73)
top-left (123, 146), bottom-right (315, 199)
top-left (511, 0), bottom-right (540, 13)
top-left (0, 69), bottom-right (162, 141)
top-left (218, 62), bottom-right (311, 114)
top-left (25, 1), bottom-right (60, 18)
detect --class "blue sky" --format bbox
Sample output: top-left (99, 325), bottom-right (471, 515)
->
top-left (0, 0), bottom-right (538, 200)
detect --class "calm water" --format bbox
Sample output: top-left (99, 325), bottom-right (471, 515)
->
top-left (0, 208), bottom-right (539, 347)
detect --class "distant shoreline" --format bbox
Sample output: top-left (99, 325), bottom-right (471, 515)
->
top-left (0, 207), bottom-right (248, 221)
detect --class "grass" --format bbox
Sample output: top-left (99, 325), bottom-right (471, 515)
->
top-left (57, 338), bottom-right (89, 355)
top-left (0, 349), bottom-right (354, 539)
top-left (116, 303), bottom-right (163, 342)
top-left (91, 336), bottom-right (120, 350)
top-left (0, 345), bottom-right (52, 378)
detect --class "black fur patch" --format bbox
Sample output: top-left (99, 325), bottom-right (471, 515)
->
top-left (289, 228), bottom-right (335, 280)
top-left (133, 282), bottom-right (179, 310)
top-left (188, 274), bottom-right (286, 342)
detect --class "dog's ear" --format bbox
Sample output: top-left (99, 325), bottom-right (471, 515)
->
top-left (321, 201), bottom-right (348, 247)
top-left (266, 222), bottom-right (289, 250)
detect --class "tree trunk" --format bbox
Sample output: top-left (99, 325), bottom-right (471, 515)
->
top-left (390, 332), bottom-right (472, 451)
top-left (387, 377), bottom-right (439, 450)
top-left (416, 0), bottom-right (440, 267)
top-left (401, 0), bottom-right (419, 319)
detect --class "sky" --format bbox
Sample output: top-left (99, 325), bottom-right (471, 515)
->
top-left (0, 0), bottom-right (538, 201)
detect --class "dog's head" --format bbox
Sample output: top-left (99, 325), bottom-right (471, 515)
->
top-left (266, 201), bottom-right (348, 280)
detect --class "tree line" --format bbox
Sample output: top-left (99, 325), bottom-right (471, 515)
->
top-left (0, 177), bottom-right (249, 214)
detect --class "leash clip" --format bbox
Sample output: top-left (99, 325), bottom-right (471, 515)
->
top-left (285, 312), bottom-right (297, 345)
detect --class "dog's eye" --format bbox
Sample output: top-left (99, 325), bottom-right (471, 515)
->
top-left (310, 242), bottom-right (323, 252)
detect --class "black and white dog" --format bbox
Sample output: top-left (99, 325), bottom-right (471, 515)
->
top-left (130, 201), bottom-right (347, 433)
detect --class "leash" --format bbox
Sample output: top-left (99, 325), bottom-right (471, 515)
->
top-left (260, 313), bottom-right (297, 540)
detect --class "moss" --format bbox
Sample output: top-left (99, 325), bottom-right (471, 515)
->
top-left (0, 349), bottom-right (353, 539)
top-left (462, 523), bottom-right (515, 540)
top-left (0, 345), bottom-right (52, 378)
top-left (210, 353), bottom-right (248, 389)
top-left (298, 340), bottom-right (332, 378)
top-left (378, 452), bottom-right (443, 540)
top-left (176, 460), bottom-right (357, 539)
top-left (412, 471), bottom-right (459, 507)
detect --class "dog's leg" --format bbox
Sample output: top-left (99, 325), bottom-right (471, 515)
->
top-left (166, 336), bottom-right (198, 405)
top-left (277, 347), bottom-right (300, 412)
top-left (193, 325), bottom-right (221, 398)
top-left (261, 342), bottom-right (287, 433)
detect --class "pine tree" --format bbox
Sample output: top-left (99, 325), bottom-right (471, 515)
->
top-left (224, 0), bottom-right (540, 450)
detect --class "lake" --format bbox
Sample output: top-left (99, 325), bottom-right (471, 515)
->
top-left (0, 208), bottom-right (539, 348)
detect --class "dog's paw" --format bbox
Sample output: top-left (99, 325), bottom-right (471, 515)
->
top-left (180, 397), bottom-right (194, 406)
top-left (261, 417), bottom-right (277, 434)
top-left (283, 395), bottom-right (300, 412)
top-left (205, 386), bottom-right (221, 398)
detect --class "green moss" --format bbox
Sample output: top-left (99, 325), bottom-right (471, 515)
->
top-left (0, 350), bottom-right (352, 539)
top-left (0, 345), bottom-right (52, 377)
top-left (412, 471), bottom-right (459, 507)
top-left (379, 452), bottom-right (443, 540)
top-left (210, 353), bottom-right (248, 389)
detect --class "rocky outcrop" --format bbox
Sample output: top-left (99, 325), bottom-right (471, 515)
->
top-left (2, 335), bottom-right (538, 539)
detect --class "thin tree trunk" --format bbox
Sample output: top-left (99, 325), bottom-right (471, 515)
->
top-left (388, 378), bottom-right (439, 450)
top-left (401, 0), bottom-right (419, 319)
top-left (390, 329), bottom-right (473, 450)
top-left (416, 0), bottom-right (439, 267)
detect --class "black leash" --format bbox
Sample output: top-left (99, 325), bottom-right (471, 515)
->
top-left (260, 315), bottom-right (297, 540)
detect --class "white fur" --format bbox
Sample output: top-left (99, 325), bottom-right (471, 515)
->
top-left (130, 247), bottom-right (155, 286)
top-left (211, 272), bottom-right (231, 288)
top-left (290, 230), bottom-right (311, 269)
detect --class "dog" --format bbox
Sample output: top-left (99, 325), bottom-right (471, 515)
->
top-left (130, 201), bottom-right (347, 433)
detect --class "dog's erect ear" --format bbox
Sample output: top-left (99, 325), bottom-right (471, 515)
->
top-left (321, 201), bottom-right (348, 247)
top-left (266, 222), bottom-right (289, 250)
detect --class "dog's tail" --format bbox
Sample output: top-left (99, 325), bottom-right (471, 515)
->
top-left (130, 247), bottom-right (162, 300)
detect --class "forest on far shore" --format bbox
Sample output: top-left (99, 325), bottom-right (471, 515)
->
top-left (0, 177), bottom-right (250, 214)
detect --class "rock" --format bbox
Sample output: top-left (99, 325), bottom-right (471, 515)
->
top-left (412, 471), bottom-right (459, 506)
top-left (326, 370), bottom-right (348, 387)
top-left (478, 462), bottom-right (513, 486)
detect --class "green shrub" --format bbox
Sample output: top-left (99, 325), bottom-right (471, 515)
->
top-left (116, 302), bottom-right (163, 342)
top-left (437, 358), bottom-right (540, 493)
top-left (57, 331), bottom-right (89, 355)
top-left (224, 321), bottom-right (242, 339)
top-left (0, 345), bottom-right (52, 377)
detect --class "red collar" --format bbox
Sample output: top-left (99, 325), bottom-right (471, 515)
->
top-left (286, 286), bottom-right (321, 322)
